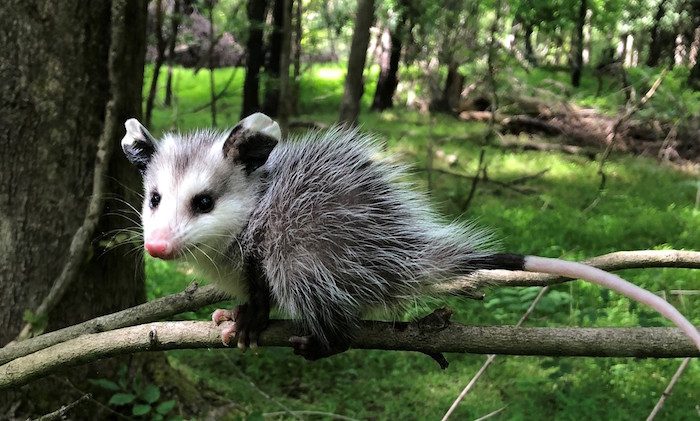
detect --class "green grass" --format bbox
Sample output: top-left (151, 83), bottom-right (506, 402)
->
top-left (141, 64), bottom-right (700, 420)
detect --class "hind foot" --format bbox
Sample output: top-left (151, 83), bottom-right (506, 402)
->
top-left (289, 335), bottom-right (351, 361)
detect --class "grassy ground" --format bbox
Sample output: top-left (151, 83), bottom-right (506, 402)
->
top-left (142, 64), bottom-right (699, 420)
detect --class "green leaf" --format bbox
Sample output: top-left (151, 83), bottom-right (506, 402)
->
top-left (155, 399), bottom-right (176, 415)
top-left (142, 383), bottom-right (160, 404)
top-left (88, 378), bottom-right (120, 391)
top-left (108, 393), bottom-right (136, 406)
top-left (132, 404), bottom-right (152, 416)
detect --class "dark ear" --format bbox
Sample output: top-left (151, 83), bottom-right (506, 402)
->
top-left (121, 119), bottom-right (157, 174)
top-left (223, 113), bottom-right (281, 175)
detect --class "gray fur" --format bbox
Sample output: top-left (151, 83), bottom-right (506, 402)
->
top-left (244, 127), bottom-right (495, 346)
top-left (131, 121), bottom-right (495, 348)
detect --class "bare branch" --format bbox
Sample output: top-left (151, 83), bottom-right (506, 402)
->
top-left (2, 319), bottom-right (699, 390)
top-left (646, 358), bottom-right (692, 421)
top-left (439, 250), bottom-right (700, 293)
top-left (0, 283), bottom-right (224, 365)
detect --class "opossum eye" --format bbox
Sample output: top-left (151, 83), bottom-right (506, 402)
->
top-left (192, 194), bottom-right (214, 214)
top-left (149, 192), bottom-right (161, 209)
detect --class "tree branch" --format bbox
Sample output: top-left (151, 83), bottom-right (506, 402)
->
top-left (438, 250), bottom-right (700, 293)
top-left (2, 320), bottom-right (699, 390)
top-left (4, 250), bottom-right (699, 364)
top-left (0, 283), bottom-right (224, 365)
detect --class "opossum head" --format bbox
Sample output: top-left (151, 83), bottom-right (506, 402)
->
top-left (121, 113), bottom-right (280, 261)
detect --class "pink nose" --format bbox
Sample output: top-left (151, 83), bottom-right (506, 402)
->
top-left (145, 239), bottom-right (172, 259)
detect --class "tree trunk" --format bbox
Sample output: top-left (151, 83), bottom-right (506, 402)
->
top-left (338, 0), bottom-right (375, 126)
top-left (0, 0), bottom-right (147, 416)
top-left (145, 0), bottom-right (167, 126)
top-left (371, 18), bottom-right (403, 111)
top-left (571, 0), bottom-right (586, 87)
top-left (208, 0), bottom-right (217, 126)
top-left (241, 0), bottom-right (268, 118)
top-left (647, 0), bottom-right (668, 66)
top-left (291, 0), bottom-right (302, 115)
top-left (262, 0), bottom-right (285, 117)
top-left (524, 23), bottom-right (537, 66)
top-left (164, 0), bottom-right (182, 107)
top-left (277, 0), bottom-right (293, 137)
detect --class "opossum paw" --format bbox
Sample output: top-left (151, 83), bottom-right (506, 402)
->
top-left (289, 335), bottom-right (350, 361)
top-left (213, 305), bottom-right (247, 347)
top-left (220, 322), bottom-right (239, 346)
top-left (214, 303), bottom-right (268, 352)
top-left (212, 308), bottom-right (233, 324)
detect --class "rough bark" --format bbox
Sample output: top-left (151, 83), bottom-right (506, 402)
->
top-left (4, 321), bottom-right (700, 389)
top-left (0, 0), bottom-right (147, 416)
top-left (371, 19), bottom-right (403, 111)
top-left (240, 0), bottom-right (268, 118)
top-left (338, 0), bottom-right (375, 125)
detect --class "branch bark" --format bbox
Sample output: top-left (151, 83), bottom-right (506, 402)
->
top-left (438, 250), bottom-right (700, 293)
top-left (1, 283), bottom-right (224, 365)
top-left (2, 320), bottom-right (699, 390)
top-left (4, 250), bottom-right (699, 364)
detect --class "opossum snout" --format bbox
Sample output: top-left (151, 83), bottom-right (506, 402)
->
top-left (145, 229), bottom-right (175, 260)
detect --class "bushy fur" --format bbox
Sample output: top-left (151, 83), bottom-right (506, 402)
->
top-left (243, 127), bottom-right (495, 346)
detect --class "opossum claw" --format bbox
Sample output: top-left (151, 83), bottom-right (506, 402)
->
top-left (289, 335), bottom-right (350, 361)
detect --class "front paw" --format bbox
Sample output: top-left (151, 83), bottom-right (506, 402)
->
top-left (212, 303), bottom-right (268, 352)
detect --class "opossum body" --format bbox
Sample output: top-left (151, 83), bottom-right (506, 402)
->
top-left (121, 113), bottom-right (700, 359)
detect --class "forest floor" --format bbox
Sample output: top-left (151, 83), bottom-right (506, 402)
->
top-left (138, 64), bottom-right (700, 420)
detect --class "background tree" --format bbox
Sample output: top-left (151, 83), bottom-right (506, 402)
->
top-left (338, 0), bottom-right (376, 125)
top-left (0, 0), bottom-right (148, 416)
top-left (241, 0), bottom-right (269, 118)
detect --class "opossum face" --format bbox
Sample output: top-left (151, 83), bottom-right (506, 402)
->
top-left (121, 113), bottom-right (280, 261)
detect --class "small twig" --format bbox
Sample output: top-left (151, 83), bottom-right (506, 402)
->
top-left (442, 287), bottom-right (549, 420)
top-left (587, 68), bottom-right (668, 212)
top-left (462, 149), bottom-right (486, 212)
top-left (30, 393), bottom-right (92, 421)
top-left (646, 357), bottom-right (692, 421)
top-left (186, 61), bottom-right (242, 114)
top-left (473, 405), bottom-right (509, 421)
top-left (440, 354), bottom-right (496, 421)
top-left (220, 351), bottom-right (303, 421)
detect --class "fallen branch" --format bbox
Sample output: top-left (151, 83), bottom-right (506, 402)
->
top-left (498, 137), bottom-right (593, 157)
top-left (2, 320), bottom-right (699, 390)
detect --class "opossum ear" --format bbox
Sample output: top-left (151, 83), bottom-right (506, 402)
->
top-left (223, 113), bottom-right (281, 175)
top-left (122, 119), bottom-right (157, 174)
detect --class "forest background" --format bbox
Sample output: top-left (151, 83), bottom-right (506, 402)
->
top-left (1, 0), bottom-right (700, 419)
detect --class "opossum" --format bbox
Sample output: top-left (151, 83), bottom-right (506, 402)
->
top-left (121, 113), bottom-right (700, 360)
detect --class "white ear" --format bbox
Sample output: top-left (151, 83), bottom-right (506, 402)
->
top-left (122, 118), bottom-right (157, 174)
top-left (237, 113), bottom-right (281, 142)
